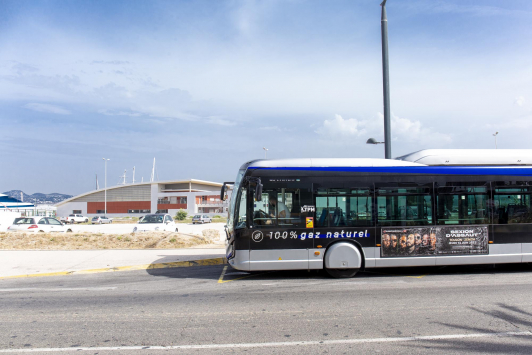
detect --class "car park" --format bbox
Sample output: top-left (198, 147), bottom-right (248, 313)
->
top-left (8, 217), bottom-right (73, 233)
top-left (91, 216), bottom-right (113, 224)
top-left (192, 214), bottom-right (212, 224)
top-left (132, 213), bottom-right (178, 233)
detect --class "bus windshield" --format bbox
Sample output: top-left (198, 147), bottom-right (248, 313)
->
top-left (227, 169), bottom-right (246, 233)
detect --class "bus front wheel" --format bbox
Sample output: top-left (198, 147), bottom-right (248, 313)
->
top-left (325, 267), bottom-right (359, 278)
top-left (324, 242), bottom-right (363, 278)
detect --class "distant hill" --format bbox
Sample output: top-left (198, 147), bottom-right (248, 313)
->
top-left (2, 190), bottom-right (73, 205)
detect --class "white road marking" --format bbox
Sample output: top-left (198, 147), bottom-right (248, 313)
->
top-left (0, 287), bottom-right (117, 292)
top-left (1, 331), bottom-right (530, 352)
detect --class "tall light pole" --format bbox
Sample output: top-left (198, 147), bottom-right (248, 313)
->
top-left (103, 158), bottom-right (110, 214)
top-left (493, 132), bottom-right (499, 149)
top-left (381, 0), bottom-right (392, 159)
top-left (263, 147), bottom-right (268, 159)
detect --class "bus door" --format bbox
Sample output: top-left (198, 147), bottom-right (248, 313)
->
top-left (249, 183), bottom-right (315, 270)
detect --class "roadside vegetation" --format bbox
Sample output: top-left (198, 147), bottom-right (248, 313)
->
top-left (0, 229), bottom-right (221, 250)
top-left (175, 215), bottom-right (227, 224)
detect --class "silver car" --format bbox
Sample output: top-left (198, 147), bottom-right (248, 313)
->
top-left (192, 214), bottom-right (212, 224)
top-left (91, 216), bottom-right (113, 224)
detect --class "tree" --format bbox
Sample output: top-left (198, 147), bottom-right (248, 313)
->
top-left (175, 210), bottom-right (188, 221)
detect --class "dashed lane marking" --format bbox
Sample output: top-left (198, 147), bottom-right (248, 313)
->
top-left (217, 265), bottom-right (274, 283)
top-left (0, 331), bottom-right (530, 352)
top-left (0, 258), bottom-right (227, 280)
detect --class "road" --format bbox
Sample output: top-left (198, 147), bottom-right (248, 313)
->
top-left (1, 263), bottom-right (532, 354)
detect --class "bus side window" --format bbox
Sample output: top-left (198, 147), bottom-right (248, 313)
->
top-left (252, 189), bottom-right (276, 226)
top-left (377, 185), bottom-right (432, 227)
top-left (436, 183), bottom-right (489, 225)
top-left (235, 188), bottom-right (247, 229)
top-left (492, 182), bottom-right (532, 224)
top-left (252, 187), bottom-right (310, 227)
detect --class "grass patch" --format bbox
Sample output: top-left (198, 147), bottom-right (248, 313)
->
top-left (0, 230), bottom-right (220, 250)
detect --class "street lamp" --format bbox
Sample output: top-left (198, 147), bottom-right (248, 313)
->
top-left (380, 0), bottom-right (392, 159)
top-left (263, 147), bottom-right (268, 159)
top-left (493, 132), bottom-right (499, 149)
top-left (102, 158), bottom-right (110, 214)
top-left (366, 138), bottom-right (385, 145)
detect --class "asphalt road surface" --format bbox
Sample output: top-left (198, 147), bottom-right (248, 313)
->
top-left (1, 263), bottom-right (532, 354)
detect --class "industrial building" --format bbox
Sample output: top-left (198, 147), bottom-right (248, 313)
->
top-left (56, 179), bottom-right (228, 218)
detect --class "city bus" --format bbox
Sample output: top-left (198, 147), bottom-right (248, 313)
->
top-left (220, 150), bottom-right (532, 277)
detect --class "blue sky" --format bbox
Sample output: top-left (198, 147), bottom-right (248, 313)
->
top-left (1, 0), bottom-right (531, 195)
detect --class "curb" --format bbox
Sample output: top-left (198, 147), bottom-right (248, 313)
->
top-left (0, 257), bottom-right (227, 280)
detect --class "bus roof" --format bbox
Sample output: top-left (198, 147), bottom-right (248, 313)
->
top-left (396, 149), bottom-right (532, 166)
top-left (244, 158), bottom-right (425, 170)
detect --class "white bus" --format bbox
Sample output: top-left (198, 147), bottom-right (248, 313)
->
top-left (221, 150), bottom-right (532, 277)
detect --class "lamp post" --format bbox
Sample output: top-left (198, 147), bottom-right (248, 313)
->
top-left (102, 158), bottom-right (110, 214)
top-left (366, 138), bottom-right (385, 145)
top-left (493, 132), bottom-right (498, 149)
top-left (381, 0), bottom-right (392, 159)
top-left (263, 147), bottom-right (268, 159)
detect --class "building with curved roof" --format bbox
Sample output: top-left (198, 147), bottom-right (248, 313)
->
top-left (56, 179), bottom-right (228, 218)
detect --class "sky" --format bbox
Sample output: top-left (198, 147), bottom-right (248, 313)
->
top-left (1, 0), bottom-right (531, 195)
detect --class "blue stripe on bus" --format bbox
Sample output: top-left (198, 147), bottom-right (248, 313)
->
top-left (248, 166), bottom-right (532, 176)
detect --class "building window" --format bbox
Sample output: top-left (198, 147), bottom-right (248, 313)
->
top-left (73, 210), bottom-right (82, 214)
top-left (156, 209), bottom-right (168, 214)
top-left (180, 197), bottom-right (187, 204)
top-left (128, 209), bottom-right (151, 213)
top-left (96, 210), bottom-right (106, 214)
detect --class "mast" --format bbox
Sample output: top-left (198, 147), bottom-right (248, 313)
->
top-left (381, 0), bottom-right (392, 159)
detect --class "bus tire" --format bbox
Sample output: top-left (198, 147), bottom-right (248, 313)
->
top-left (326, 267), bottom-right (359, 278)
top-left (324, 242), bottom-right (363, 278)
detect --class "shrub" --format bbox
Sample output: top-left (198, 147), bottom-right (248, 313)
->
top-left (175, 210), bottom-right (188, 221)
top-left (213, 215), bottom-right (222, 218)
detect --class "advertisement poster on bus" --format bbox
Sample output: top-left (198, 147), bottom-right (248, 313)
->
top-left (381, 226), bottom-right (488, 257)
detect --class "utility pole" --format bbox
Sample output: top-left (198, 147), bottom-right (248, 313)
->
top-left (381, 0), bottom-right (392, 159)
top-left (493, 132), bottom-right (499, 149)
top-left (103, 158), bottom-right (110, 214)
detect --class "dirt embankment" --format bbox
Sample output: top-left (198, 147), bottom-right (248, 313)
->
top-left (0, 229), bottom-right (221, 250)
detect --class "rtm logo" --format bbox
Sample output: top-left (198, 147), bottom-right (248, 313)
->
top-left (251, 230), bottom-right (264, 243)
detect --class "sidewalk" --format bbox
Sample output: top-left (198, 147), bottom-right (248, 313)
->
top-left (0, 247), bottom-right (226, 279)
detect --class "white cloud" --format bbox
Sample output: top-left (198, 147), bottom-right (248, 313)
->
top-left (98, 109), bottom-right (142, 117)
top-left (260, 126), bottom-right (281, 131)
top-left (207, 116), bottom-right (236, 126)
top-left (514, 96), bottom-right (525, 106)
top-left (315, 113), bottom-right (452, 148)
top-left (24, 103), bottom-right (71, 115)
top-left (315, 114), bottom-right (366, 137)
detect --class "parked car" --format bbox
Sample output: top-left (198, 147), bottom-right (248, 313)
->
top-left (60, 214), bottom-right (89, 224)
top-left (8, 217), bottom-right (72, 233)
top-left (91, 216), bottom-right (113, 224)
top-left (132, 214), bottom-right (178, 233)
top-left (192, 214), bottom-right (212, 224)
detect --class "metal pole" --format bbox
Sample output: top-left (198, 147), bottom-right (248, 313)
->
top-left (103, 158), bottom-right (109, 214)
top-left (105, 160), bottom-right (107, 214)
top-left (381, 0), bottom-right (392, 159)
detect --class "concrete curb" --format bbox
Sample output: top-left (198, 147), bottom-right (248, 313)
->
top-left (0, 257), bottom-right (227, 280)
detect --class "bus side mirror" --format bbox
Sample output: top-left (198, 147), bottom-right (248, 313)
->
top-left (255, 182), bottom-right (263, 201)
top-left (221, 182), bottom-right (234, 201)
